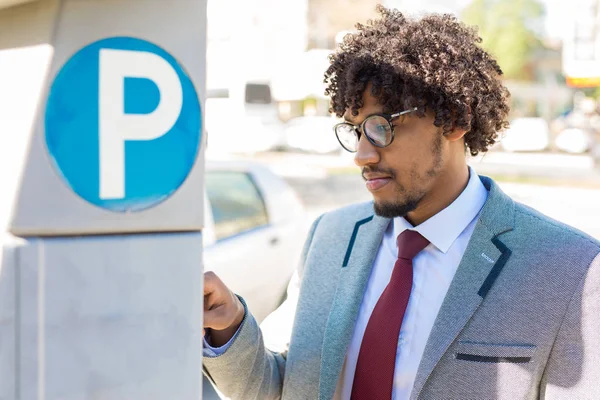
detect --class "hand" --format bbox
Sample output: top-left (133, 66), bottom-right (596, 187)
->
top-left (203, 271), bottom-right (246, 347)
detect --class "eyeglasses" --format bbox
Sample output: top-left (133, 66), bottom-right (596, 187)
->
top-left (333, 107), bottom-right (418, 153)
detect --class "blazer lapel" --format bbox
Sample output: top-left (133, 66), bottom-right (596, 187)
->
top-left (318, 213), bottom-right (390, 400)
top-left (411, 176), bottom-right (515, 400)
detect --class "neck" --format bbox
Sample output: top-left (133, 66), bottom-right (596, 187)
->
top-left (405, 163), bottom-right (470, 226)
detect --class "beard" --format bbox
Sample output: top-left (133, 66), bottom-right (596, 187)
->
top-left (363, 168), bottom-right (423, 219)
top-left (373, 195), bottom-right (420, 218)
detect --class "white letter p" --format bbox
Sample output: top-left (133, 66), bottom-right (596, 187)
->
top-left (98, 49), bottom-right (183, 200)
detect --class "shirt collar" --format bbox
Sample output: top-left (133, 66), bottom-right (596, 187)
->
top-left (393, 166), bottom-right (488, 254)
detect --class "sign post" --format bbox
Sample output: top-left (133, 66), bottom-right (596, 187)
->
top-left (0, 0), bottom-right (206, 398)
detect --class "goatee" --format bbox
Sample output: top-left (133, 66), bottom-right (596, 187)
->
top-left (373, 198), bottom-right (419, 218)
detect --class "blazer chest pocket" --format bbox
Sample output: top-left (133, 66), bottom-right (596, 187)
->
top-left (454, 341), bottom-right (536, 364)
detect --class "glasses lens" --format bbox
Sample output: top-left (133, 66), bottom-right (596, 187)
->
top-left (364, 116), bottom-right (393, 147)
top-left (335, 124), bottom-right (359, 152)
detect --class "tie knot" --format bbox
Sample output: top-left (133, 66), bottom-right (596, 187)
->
top-left (396, 230), bottom-right (430, 260)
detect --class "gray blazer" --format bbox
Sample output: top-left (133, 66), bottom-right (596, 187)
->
top-left (203, 176), bottom-right (600, 400)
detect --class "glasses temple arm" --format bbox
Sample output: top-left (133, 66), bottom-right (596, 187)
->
top-left (390, 107), bottom-right (419, 119)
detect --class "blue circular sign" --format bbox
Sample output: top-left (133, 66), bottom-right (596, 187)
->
top-left (45, 36), bottom-right (201, 212)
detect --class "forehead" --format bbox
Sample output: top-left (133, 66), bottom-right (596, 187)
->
top-left (342, 89), bottom-right (385, 124)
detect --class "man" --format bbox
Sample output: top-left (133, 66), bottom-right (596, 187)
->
top-left (202, 6), bottom-right (600, 399)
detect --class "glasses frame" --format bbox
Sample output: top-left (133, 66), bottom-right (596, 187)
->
top-left (333, 107), bottom-right (418, 153)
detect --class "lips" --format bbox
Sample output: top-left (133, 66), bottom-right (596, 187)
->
top-left (365, 176), bottom-right (392, 191)
top-left (362, 169), bottom-right (394, 192)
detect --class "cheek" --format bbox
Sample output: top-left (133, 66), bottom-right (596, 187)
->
top-left (407, 129), bottom-right (444, 171)
top-left (384, 124), bottom-right (442, 176)
top-left (392, 148), bottom-right (441, 189)
top-left (386, 141), bottom-right (432, 173)
top-left (393, 125), bottom-right (433, 156)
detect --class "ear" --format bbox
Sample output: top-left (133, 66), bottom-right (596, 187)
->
top-left (444, 106), bottom-right (471, 141)
top-left (444, 126), bottom-right (469, 141)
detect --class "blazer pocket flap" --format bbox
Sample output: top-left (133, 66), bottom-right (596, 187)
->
top-left (455, 341), bottom-right (536, 362)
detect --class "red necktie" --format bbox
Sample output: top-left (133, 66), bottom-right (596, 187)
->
top-left (351, 229), bottom-right (430, 400)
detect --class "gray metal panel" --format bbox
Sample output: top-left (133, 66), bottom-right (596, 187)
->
top-left (9, 0), bottom-right (207, 236)
top-left (0, 237), bottom-right (20, 400)
top-left (0, 0), bottom-right (59, 48)
top-left (15, 233), bottom-right (204, 399)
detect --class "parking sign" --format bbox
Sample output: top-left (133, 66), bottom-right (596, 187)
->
top-left (44, 36), bottom-right (201, 212)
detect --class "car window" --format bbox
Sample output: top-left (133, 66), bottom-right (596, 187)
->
top-left (205, 171), bottom-right (269, 240)
top-left (245, 83), bottom-right (272, 104)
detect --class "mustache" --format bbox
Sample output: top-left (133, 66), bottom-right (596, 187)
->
top-left (361, 166), bottom-right (396, 180)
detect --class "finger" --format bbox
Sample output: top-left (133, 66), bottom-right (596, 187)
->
top-left (204, 291), bottom-right (224, 312)
top-left (203, 271), bottom-right (221, 295)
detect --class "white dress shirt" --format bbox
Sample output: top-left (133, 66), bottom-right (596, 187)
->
top-left (334, 166), bottom-right (488, 400)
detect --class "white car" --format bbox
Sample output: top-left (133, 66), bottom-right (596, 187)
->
top-left (203, 160), bottom-right (308, 323)
top-left (500, 117), bottom-right (550, 152)
top-left (555, 128), bottom-right (593, 154)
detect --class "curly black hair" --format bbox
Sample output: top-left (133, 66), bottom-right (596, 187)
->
top-left (324, 5), bottom-right (511, 156)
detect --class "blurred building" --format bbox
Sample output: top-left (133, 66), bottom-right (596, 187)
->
top-left (506, 43), bottom-right (573, 122)
top-left (306, 0), bottom-right (472, 49)
top-left (207, 0), bottom-right (308, 89)
top-left (561, 0), bottom-right (600, 88)
top-left (383, 0), bottom-right (468, 15)
top-left (205, 0), bottom-right (309, 154)
top-left (307, 0), bottom-right (380, 49)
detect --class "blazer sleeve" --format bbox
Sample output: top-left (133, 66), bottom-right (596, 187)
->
top-left (540, 251), bottom-right (600, 399)
top-left (202, 213), bottom-right (324, 400)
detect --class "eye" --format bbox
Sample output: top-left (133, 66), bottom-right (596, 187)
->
top-left (364, 116), bottom-right (393, 146)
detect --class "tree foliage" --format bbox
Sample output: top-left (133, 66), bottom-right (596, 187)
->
top-left (462, 0), bottom-right (545, 80)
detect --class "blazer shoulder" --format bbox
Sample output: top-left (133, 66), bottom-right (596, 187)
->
top-left (513, 201), bottom-right (600, 252)
top-left (318, 201), bottom-right (376, 226)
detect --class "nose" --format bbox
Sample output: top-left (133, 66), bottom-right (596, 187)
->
top-left (354, 134), bottom-right (380, 167)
